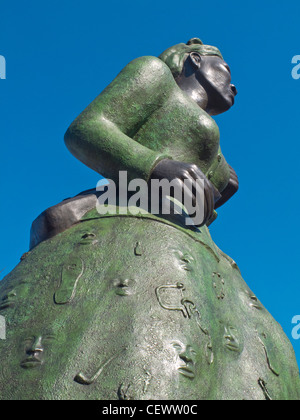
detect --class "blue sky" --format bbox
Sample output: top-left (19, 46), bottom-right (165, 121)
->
top-left (0, 0), bottom-right (300, 366)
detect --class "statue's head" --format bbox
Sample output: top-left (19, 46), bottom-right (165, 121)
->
top-left (159, 38), bottom-right (237, 116)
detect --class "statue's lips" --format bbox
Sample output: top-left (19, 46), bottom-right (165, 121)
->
top-left (225, 342), bottom-right (239, 351)
top-left (20, 357), bottom-right (42, 369)
top-left (79, 236), bottom-right (97, 245)
top-left (228, 91), bottom-right (235, 105)
top-left (0, 299), bottom-right (15, 310)
top-left (250, 302), bottom-right (263, 310)
top-left (249, 295), bottom-right (263, 310)
top-left (178, 366), bottom-right (195, 379)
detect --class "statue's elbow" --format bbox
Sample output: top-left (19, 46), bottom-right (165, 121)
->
top-left (64, 118), bottom-right (106, 174)
top-left (64, 123), bottom-right (81, 158)
top-left (64, 126), bottom-right (71, 149)
top-left (64, 115), bottom-right (112, 172)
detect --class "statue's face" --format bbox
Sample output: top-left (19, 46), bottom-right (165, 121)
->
top-left (178, 53), bottom-right (237, 116)
top-left (0, 281), bottom-right (29, 311)
top-left (20, 333), bottom-right (56, 369)
top-left (172, 341), bottom-right (197, 379)
top-left (195, 55), bottom-right (237, 115)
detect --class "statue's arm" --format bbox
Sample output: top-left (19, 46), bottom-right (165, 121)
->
top-left (64, 57), bottom-right (173, 184)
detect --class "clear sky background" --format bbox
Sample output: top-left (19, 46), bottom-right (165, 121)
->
top-left (0, 0), bottom-right (300, 366)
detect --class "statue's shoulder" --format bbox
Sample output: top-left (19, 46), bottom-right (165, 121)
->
top-left (120, 56), bottom-right (175, 87)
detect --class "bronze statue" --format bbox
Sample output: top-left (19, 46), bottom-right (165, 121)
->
top-left (0, 38), bottom-right (299, 400)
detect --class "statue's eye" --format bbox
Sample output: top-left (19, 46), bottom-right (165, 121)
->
top-left (224, 64), bottom-right (231, 74)
top-left (43, 334), bottom-right (56, 343)
top-left (81, 233), bottom-right (96, 239)
top-left (23, 337), bottom-right (34, 345)
top-left (172, 342), bottom-right (183, 352)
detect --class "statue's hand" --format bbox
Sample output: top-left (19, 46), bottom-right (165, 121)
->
top-left (214, 165), bottom-right (239, 209)
top-left (149, 159), bottom-right (220, 226)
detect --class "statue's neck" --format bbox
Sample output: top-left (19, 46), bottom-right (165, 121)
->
top-left (175, 72), bottom-right (208, 111)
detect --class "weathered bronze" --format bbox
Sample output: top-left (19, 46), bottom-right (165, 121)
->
top-left (0, 38), bottom-right (299, 400)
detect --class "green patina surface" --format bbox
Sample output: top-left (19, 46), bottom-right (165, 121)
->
top-left (1, 47), bottom-right (299, 400)
top-left (65, 56), bottom-right (230, 192)
top-left (0, 210), bottom-right (299, 400)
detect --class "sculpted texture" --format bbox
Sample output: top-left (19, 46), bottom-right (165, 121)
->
top-left (0, 214), bottom-right (299, 400)
top-left (0, 38), bottom-right (299, 400)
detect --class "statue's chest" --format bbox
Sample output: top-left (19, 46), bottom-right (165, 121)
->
top-left (133, 91), bottom-right (220, 170)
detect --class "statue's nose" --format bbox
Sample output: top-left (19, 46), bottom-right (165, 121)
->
top-left (27, 337), bottom-right (43, 355)
top-left (231, 84), bottom-right (238, 96)
top-left (179, 351), bottom-right (193, 364)
top-left (3, 290), bottom-right (16, 301)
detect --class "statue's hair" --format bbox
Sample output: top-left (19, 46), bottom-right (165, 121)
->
top-left (159, 38), bottom-right (223, 78)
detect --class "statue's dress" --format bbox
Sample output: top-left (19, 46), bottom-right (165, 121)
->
top-left (0, 193), bottom-right (299, 400)
top-left (0, 55), bottom-right (299, 400)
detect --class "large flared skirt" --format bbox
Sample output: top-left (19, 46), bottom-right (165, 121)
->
top-left (0, 211), bottom-right (299, 400)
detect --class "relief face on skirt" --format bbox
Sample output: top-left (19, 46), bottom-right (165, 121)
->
top-left (0, 216), bottom-right (299, 400)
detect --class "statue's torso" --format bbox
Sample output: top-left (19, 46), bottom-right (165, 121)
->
top-left (132, 76), bottom-right (230, 192)
top-left (77, 56), bottom-right (231, 191)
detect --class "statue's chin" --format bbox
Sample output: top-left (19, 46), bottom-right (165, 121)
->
top-left (206, 88), bottom-right (236, 116)
top-left (207, 101), bottom-right (233, 116)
